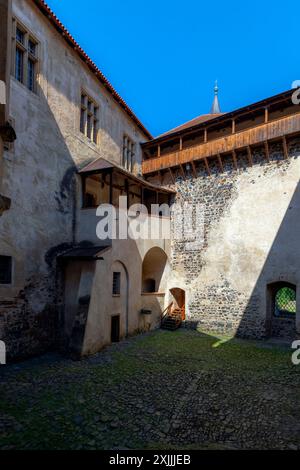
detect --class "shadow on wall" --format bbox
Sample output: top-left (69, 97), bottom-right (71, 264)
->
top-left (236, 180), bottom-right (300, 340)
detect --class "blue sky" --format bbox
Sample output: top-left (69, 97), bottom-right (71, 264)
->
top-left (46, 0), bottom-right (298, 137)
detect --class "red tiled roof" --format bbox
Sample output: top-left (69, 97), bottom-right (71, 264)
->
top-left (158, 113), bottom-right (225, 138)
top-left (32, 0), bottom-right (152, 140)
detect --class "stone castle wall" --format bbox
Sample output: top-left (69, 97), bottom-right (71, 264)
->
top-left (155, 139), bottom-right (300, 339)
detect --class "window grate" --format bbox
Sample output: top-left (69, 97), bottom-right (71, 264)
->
top-left (112, 272), bottom-right (121, 295)
top-left (275, 287), bottom-right (296, 316)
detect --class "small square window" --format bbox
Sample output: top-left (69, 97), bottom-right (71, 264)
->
top-left (112, 272), bottom-right (121, 295)
top-left (0, 256), bottom-right (12, 284)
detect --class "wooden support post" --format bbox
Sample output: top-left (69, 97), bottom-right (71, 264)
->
top-left (264, 107), bottom-right (269, 123)
top-left (125, 179), bottom-right (129, 209)
top-left (204, 157), bottom-right (211, 176)
top-left (168, 167), bottom-right (175, 184)
top-left (191, 161), bottom-right (197, 178)
top-left (282, 136), bottom-right (288, 159)
top-left (232, 150), bottom-right (238, 170)
top-left (264, 141), bottom-right (270, 162)
top-left (232, 119), bottom-right (236, 134)
top-left (179, 164), bottom-right (185, 178)
top-left (247, 146), bottom-right (253, 166)
top-left (179, 137), bottom-right (183, 151)
top-left (204, 128), bottom-right (207, 143)
top-left (157, 170), bottom-right (163, 185)
top-left (157, 145), bottom-right (161, 157)
top-left (217, 153), bottom-right (224, 173)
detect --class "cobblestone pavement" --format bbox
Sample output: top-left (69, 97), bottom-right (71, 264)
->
top-left (0, 329), bottom-right (300, 450)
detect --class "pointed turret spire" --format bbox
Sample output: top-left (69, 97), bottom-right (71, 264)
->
top-left (210, 80), bottom-right (221, 114)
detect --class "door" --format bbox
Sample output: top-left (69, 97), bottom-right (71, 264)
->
top-left (111, 315), bottom-right (120, 342)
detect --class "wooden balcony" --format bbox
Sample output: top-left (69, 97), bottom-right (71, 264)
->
top-left (142, 112), bottom-right (300, 175)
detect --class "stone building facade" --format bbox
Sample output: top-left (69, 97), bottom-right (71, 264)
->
top-left (0, 0), bottom-right (299, 362)
top-left (0, 0), bottom-right (170, 361)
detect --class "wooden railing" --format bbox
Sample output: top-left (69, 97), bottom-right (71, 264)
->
top-left (161, 302), bottom-right (173, 322)
top-left (142, 113), bottom-right (300, 174)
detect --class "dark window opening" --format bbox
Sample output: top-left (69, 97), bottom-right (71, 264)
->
top-left (142, 278), bottom-right (156, 293)
top-left (0, 256), bottom-right (12, 285)
top-left (274, 285), bottom-right (296, 317)
top-left (111, 315), bottom-right (120, 342)
top-left (113, 272), bottom-right (121, 295)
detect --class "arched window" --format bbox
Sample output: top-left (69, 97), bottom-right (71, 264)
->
top-left (274, 284), bottom-right (296, 317)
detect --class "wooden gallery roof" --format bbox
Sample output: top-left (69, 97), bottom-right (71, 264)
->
top-left (142, 89), bottom-right (300, 176)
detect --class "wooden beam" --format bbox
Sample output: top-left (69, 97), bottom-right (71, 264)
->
top-left (204, 128), bottom-right (207, 143)
top-left (264, 141), bottom-right (270, 162)
top-left (217, 153), bottom-right (224, 173)
top-left (179, 137), bottom-right (183, 151)
top-left (232, 119), bottom-right (236, 134)
top-left (232, 150), bottom-right (238, 170)
top-left (204, 157), bottom-right (211, 176)
top-left (264, 107), bottom-right (269, 123)
top-left (190, 161), bottom-right (197, 177)
top-left (168, 167), bottom-right (175, 184)
top-left (247, 146), bottom-right (253, 166)
top-left (282, 136), bottom-right (288, 159)
top-left (157, 145), bottom-right (161, 157)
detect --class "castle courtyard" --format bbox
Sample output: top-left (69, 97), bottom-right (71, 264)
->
top-left (1, 329), bottom-right (299, 450)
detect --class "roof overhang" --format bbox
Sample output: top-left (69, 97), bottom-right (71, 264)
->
top-left (59, 246), bottom-right (109, 260)
top-left (143, 89), bottom-right (296, 148)
top-left (79, 157), bottom-right (176, 194)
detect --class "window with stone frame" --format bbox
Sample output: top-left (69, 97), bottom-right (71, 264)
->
top-left (122, 135), bottom-right (136, 172)
top-left (12, 19), bottom-right (39, 93)
top-left (80, 92), bottom-right (99, 144)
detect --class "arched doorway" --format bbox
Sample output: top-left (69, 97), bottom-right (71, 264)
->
top-left (169, 288), bottom-right (186, 320)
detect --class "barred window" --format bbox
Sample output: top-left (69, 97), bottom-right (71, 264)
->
top-left (112, 272), bottom-right (121, 295)
top-left (122, 135), bottom-right (135, 172)
top-left (80, 92), bottom-right (99, 144)
top-left (13, 21), bottom-right (38, 93)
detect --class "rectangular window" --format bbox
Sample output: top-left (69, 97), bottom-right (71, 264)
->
top-left (15, 47), bottom-right (23, 82)
top-left (122, 135), bottom-right (135, 172)
top-left (13, 21), bottom-right (38, 93)
top-left (112, 272), bottom-right (121, 295)
top-left (80, 92), bottom-right (99, 143)
top-left (0, 256), bottom-right (12, 285)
